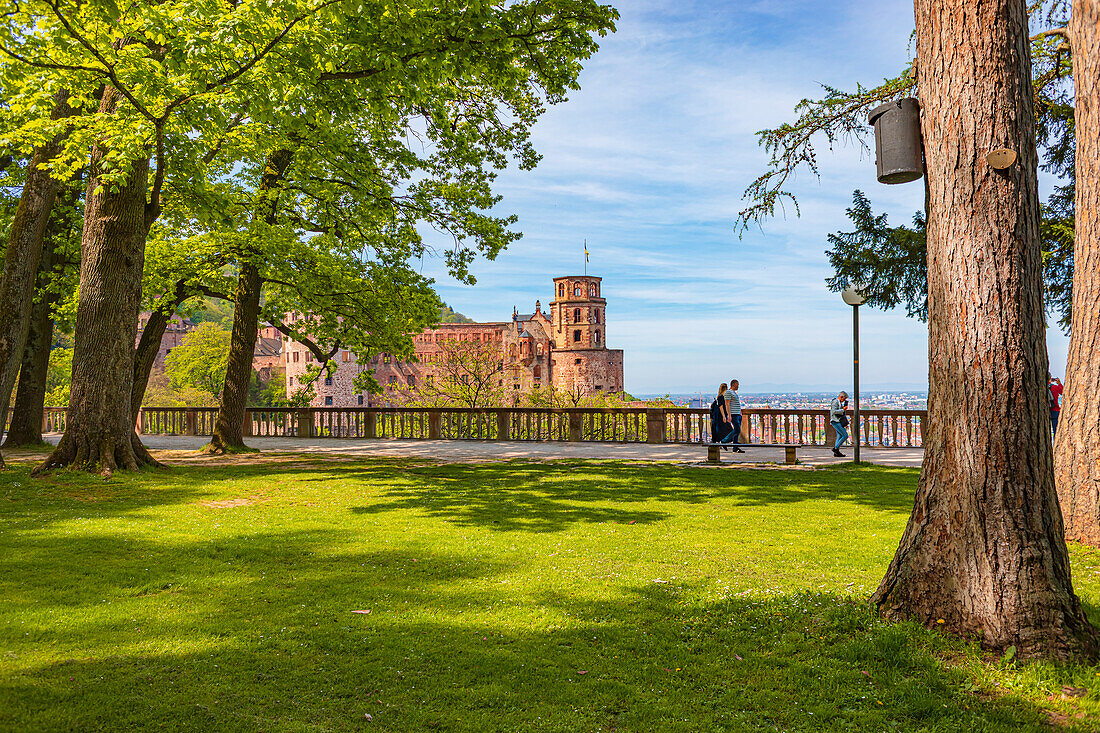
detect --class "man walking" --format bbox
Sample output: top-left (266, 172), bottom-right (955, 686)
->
top-left (830, 391), bottom-right (850, 458)
top-left (725, 379), bottom-right (745, 453)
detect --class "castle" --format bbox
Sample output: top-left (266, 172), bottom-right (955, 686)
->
top-left (284, 275), bottom-right (625, 407)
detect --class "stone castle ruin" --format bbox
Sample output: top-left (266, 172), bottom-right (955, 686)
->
top-left (284, 275), bottom-right (625, 407)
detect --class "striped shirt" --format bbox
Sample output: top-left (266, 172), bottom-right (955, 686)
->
top-left (725, 390), bottom-right (741, 416)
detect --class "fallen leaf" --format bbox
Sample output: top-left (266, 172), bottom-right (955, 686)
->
top-left (352, 610), bottom-right (371, 614)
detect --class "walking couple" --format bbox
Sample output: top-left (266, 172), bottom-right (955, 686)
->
top-left (711, 381), bottom-right (744, 452)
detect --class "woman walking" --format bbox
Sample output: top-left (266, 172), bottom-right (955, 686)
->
top-left (711, 383), bottom-right (735, 448)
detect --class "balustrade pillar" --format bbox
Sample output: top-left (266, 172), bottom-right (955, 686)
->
top-left (243, 409), bottom-right (253, 437)
top-left (297, 409), bottom-right (314, 438)
top-left (365, 410), bottom-right (377, 439)
top-left (645, 409), bottom-right (666, 444)
top-left (428, 411), bottom-right (442, 440)
top-left (496, 411), bottom-right (510, 441)
top-left (568, 411), bottom-right (583, 442)
top-left (185, 408), bottom-right (197, 436)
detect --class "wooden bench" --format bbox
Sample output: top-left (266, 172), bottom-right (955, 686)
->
top-left (704, 442), bottom-right (799, 465)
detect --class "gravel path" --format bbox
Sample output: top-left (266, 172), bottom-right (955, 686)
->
top-left (22, 434), bottom-right (924, 467)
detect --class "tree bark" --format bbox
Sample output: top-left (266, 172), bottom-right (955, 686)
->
top-left (1054, 1), bottom-right (1100, 545)
top-left (207, 149), bottom-right (294, 453)
top-left (3, 232), bottom-right (61, 448)
top-left (0, 91), bottom-right (72, 468)
top-left (871, 0), bottom-right (1097, 660)
top-left (37, 87), bottom-right (158, 475)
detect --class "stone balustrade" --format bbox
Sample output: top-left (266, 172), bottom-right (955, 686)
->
top-left (10, 406), bottom-right (925, 448)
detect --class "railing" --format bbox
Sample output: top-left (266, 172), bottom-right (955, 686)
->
top-left (9, 406), bottom-right (925, 448)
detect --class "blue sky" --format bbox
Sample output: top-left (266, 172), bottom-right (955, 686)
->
top-left (421, 0), bottom-right (1071, 395)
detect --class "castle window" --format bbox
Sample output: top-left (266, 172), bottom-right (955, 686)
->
top-left (426, 375), bottom-right (434, 385)
top-left (594, 331), bottom-right (600, 344)
top-left (573, 308), bottom-right (580, 322)
top-left (594, 310), bottom-right (600, 324)
top-left (342, 351), bottom-right (351, 362)
top-left (534, 365), bottom-right (541, 380)
top-left (324, 376), bottom-right (333, 386)
top-left (574, 285), bottom-right (581, 296)
top-left (292, 352), bottom-right (300, 363)
top-left (595, 386), bottom-right (603, 392)
top-left (358, 395), bottom-right (364, 405)
top-left (589, 286), bottom-right (596, 297)
top-left (383, 354), bottom-right (390, 364)
top-left (407, 375), bottom-right (416, 387)
top-left (558, 284), bottom-right (565, 297)
top-left (573, 329), bottom-right (581, 343)
top-left (389, 376), bottom-right (398, 385)
top-left (575, 358), bottom-right (581, 365)
top-left (536, 343), bottom-right (543, 356)
top-left (325, 396), bottom-right (334, 405)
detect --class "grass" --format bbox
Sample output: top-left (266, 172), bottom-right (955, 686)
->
top-left (2, 456), bottom-right (1100, 731)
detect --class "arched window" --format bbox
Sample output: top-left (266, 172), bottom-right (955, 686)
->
top-left (573, 329), bottom-right (581, 343)
top-left (594, 330), bottom-right (601, 344)
top-left (558, 284), bottom-right (565, 297)
top-left (536, 343), bottom-right (543, 356)
top-left (574, 285), bottom-right (581, 296)
top-left (534, 365), bottom-right (541, 380)
top-left (589, 286), bottom-right (596, 297)
top-left (594, 310), bottom-right (600, 324)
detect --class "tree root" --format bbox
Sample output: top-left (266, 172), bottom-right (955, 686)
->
top-left (33, 430), bottom-right (163, 476)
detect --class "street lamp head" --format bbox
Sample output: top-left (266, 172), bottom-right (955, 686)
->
top-left (841, 286), bottom-right (867, 306)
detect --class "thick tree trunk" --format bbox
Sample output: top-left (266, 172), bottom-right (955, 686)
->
top-left (207, 262), bottom-right (262, 452)
top-left (37, 88), bottom-right (157, 475)
top-left (208, 149), bottom-right (294, 453)
top-left (871, 0), bottom-right (1097, 660)
top-left (3, 238), bottom-right (60, 448)
top-left (0, 91), bottom-right (72, 468)
top-left (1054, 1), bottom-right (1100, 545)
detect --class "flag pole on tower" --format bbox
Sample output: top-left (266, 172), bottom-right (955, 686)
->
top-left (584, 239), bottom-right (589, 276)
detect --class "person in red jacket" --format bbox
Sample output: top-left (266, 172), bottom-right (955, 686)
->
top-left (1049, 373), bottom-right (1063, 437)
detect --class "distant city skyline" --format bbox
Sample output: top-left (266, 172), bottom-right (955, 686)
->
top-left (416, 0), bottom-right (1071, 394)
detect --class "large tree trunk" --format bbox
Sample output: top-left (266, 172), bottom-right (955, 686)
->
top-left (0, 91), bottom-right (72, 468)
top-left (37, 88), bottom-right (157, 475)
top-left (207, 149), bottom-right (294, 453)
top-left (3, 235), bottom-right (61, 448)
top-left (871, 0), bottom-right (1097, 660)
top-left (1054, 1), bottom-right (1100, 545)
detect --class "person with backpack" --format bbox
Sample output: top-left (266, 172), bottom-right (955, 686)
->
top-left (711, 383), bottom-right (736, 448)
top-left (829, 391), bottom-right (850, 458)
top-left (1049, 373), bottom-right (1063, 436)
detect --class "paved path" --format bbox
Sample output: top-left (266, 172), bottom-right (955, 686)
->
top-left (34, 434), bottom-right (923, 467)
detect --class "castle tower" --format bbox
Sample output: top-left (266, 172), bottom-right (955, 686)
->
top-left (548, 275), bottom-right (623, 394)
top-left (549, 275), bottom-right (607, 351)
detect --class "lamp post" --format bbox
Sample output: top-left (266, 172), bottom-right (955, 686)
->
top-left (841, 287), bottom-right (866, 463)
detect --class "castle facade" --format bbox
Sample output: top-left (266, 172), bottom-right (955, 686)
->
top-left (283, 275), bottom-right (625, 407)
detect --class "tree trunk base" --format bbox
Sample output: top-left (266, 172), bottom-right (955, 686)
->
top-left (202, 435), bottom-right (259, 455)
top-left (873, 558), bottom-right (1099, 662)
top-left (34, 430), bottom-right (163, 477)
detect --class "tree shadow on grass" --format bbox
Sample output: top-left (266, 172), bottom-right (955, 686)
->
top-left (2, 541), bottom-right (1085, 732)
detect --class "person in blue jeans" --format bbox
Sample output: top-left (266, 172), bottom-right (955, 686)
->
top-left (725, 379), bottom-right (745, 453)
top-left (829, 391), bottom-right (850, 457)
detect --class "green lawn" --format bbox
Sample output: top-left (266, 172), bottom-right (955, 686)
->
top-left (3, 456), bottom-right (1100, 731)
